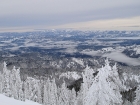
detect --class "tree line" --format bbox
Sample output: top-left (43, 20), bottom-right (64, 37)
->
top-left (0, 59), bottom-right (140, 105)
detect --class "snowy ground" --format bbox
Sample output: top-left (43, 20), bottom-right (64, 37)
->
top-left (0, 94), bottom-right (41, 105)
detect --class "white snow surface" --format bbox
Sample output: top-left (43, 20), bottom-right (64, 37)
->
top-left (59, 71), bottom-right (81, 80)
top-left (72, 58), bottom-right (84, 66)
top-left (134, 47), bottom-right (140, 54)
top-left (0, 94), bottom-right (41, 105)
top-left (102, 47), bottom-right (114, 52)
top-left (81, 50), bottom-right (100, 56)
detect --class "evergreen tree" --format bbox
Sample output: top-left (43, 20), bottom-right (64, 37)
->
top-left (2, 62), bottom-right (11, 97)
top-left (43, 78), bottom-right (51, 105)
top-left (37, 81), bottom-right (42, 104)
top-left (76, 83), bottom-right (84, 105)
top-left (15, 68), bottom-right (23, 100)
top-left (0, 73), bottom-right (3, 93)
top-left (134, 85), bottom-right (140, 105)
top-left (43, 83), bottom-right (48, 105)
top-left (82, 65), bottom-right (94, 104)
top-left (10, 66), bottom-right (17, 98)
top-left (69, 88), bottom-right (77, 105)
top-left (50, 78), bottom-right (58, 105)
top-left (84, 59), bottom-right (123, 105)
top-left (58, 80), bottom-right (69, 105)
top-left (0, 60), bottom-right (128, 105)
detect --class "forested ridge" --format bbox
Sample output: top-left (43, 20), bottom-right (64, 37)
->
top-left (0, 59), bottom-right (140, 105)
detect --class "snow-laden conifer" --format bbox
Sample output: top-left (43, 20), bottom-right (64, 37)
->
top-left (0, 60), bottom-right (127, 105)
top-left (43, 78), bottom-right (51, 105)
top-left (82, 65), bottom-right (94, 104)
top-left (84, 59), bottom-right (123, 105)
top-left (58, 80), bottom-right (70, 105)
top-left (3, 62), bottom-right (11, 97)
top-left (134, 85), bottom-right (140, 105)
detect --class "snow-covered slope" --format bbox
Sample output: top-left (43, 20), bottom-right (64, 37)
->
top-left (59, 71), bottom-right (81, 80)
top-left (0, 94), bottom-right (41, 105)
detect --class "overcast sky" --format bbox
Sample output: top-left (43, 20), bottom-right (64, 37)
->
top-left (0, 0), bottom-right (140, 31)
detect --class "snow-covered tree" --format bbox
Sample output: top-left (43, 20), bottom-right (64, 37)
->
top-left (69, 88), bottom-right (77, 105)
top-left (83, 65), bottom-right (94, 89)
top-left (43, 78), bottom-right (58, 105)
top-left (133, 85), bottom-right (140, 105)
top-left (0, 59), bottom-right (127, 105)
top-left (43, 83), bottom-right (48, 105)
top-left (76, 84), bottom-right (84, 105)
top-left (2, 62), bottom-right (11, 97)
top-left (50, 78), bottom-right (58, 105)
top-left (9, 66), bottom-right (24, 100)
top-left (24, 77), bottom-right (35, 100)
top-left (0, 72), bottom-right (3, 93)
top-left (37, 81), bottom-right (42, 104)
top-left (15, 68), bottom-right (23, 100)
top-left (58, 80), bottom-right (70, 105)
top-left (43, 78), bottom-right (51, 105)
top-left (82, 65), bottom-right (95, 104)
top-left (123, 100), bottom-right (133, 105)
top-left (84, 59), bottom-right (123, 105)
top-left (10, 66), bottom-right (17, 98)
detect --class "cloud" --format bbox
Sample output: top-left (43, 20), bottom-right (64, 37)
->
top-left (0, 0), bottom-right (140, 30)
top-left (103, 51), bottom-right (140, 66)
top-left (51, 16), bottom-right (140, 30)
